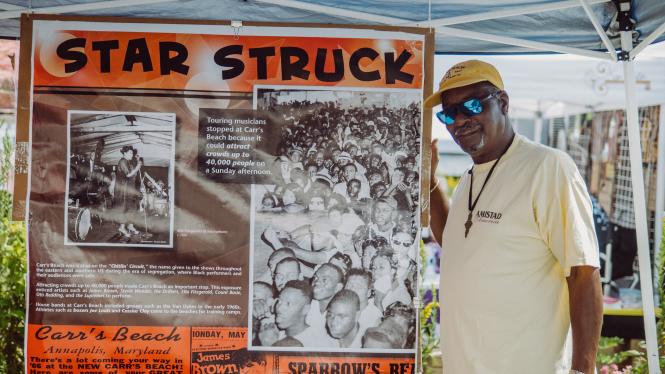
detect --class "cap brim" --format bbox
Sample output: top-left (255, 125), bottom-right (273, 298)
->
top-left (424, 89), bottom-right (443, 108)
top-left (424, 78), bottom-right (495, 108)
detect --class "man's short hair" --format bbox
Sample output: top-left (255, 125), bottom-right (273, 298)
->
top-left (347, 178), bottom-right (361, 187)
top-left (373, 197), bottom-right (397, 210)
top-left (275, 257), bottom-right (301, 273)
top-left (383, 302), bottom-right (415, 325)
top-left (330, 252), bottom-right (352, 273)
top-left (327, 289), bottom-right (360, 312)
top-left (282, 279), bottom-right (313, 303)
top-left (362, 327), bottom-right (400, 349)
top-left (317, 263), bottom-right (345, 285)
top-left (345, 268), bottom-right (372, 287)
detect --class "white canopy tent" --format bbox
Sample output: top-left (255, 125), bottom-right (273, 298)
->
top-left (4, 0), bottom-right (664, 372)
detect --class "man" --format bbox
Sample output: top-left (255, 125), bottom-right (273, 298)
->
top-left (255, 248), bottom-right (297, 284)
top-left (325, 290), bottom-right (362, 348)
top-left (307, 263), bottom-right (344, 331)
top-left (273, 257), bottom-right (303, 292)
top-left (369, 197), bottom-right (397, 241)
top-left (343, 269), bottom-right (382, 330)
top-left (361, 327), bottom-right (399, 349)
top-left (332, 163), bottom-right (370, 198)
top-left (273, 280), bottom-right (334, 348)
top-left (427, 60), bottom-right (602, 373)
top-left (252, 281), bottom-right (275, 346)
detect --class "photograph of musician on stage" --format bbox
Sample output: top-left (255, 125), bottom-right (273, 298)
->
top-left (65, 111), bottom-right (176, 247)
top-left (248, 87), bottom-right (422, 352)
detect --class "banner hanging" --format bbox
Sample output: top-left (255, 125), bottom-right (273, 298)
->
top-left (18, 15), bottom-right (433, 374)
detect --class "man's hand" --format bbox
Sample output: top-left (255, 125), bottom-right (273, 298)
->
top-left (428, 139), bottom-right (448, 245)
top-left (567, 265), bottom-right (603, 374)
top-left (258, 317), bottom-right (280, 346)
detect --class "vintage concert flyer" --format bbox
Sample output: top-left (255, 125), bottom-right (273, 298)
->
top-left (18, 14), bottom-right (433, 374)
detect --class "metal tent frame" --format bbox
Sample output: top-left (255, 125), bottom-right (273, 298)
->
top-left (4, 0), bottom-right (664, 372)
top-left (243, 1), bottom-right (665, 370)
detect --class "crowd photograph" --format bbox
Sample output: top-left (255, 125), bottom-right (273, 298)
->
top-left (65, 111), bottom-right (176, 247)
top-left (249, 88), bottom-right (422, 352)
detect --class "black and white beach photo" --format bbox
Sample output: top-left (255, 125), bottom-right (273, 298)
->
top-left (249, 87), bottom-right (422, 352)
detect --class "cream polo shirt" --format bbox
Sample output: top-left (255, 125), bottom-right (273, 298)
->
top-left (439, 134), bottom-right (599, 374)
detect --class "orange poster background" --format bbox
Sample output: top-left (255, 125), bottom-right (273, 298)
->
top-left (27, 324), bottom-right (190, 373)
top-left (33, 29), bottom-right (423, 91)
top-left (277, 355), bottom-right (415, 374)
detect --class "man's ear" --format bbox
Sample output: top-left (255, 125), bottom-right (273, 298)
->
top-left (498, 90), bottom-right (510, 115)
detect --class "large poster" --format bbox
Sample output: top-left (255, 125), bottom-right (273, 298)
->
top-left (19, 15), bottom-right (432, 373)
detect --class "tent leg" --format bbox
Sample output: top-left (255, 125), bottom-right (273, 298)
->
top-left (655, 105), bottom-right (665, 303)
top-left (534, 101), bottom-right (543, 144)
top-left (620, 30), bottom-right (661, 374)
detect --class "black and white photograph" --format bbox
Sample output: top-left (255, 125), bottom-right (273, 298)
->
top-left (65, 111), bottom-right (176, 247)
top-left (248, 87), bottom-right (422, 352)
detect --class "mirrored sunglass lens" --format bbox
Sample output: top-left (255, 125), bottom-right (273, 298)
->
top-left (436, 110), bottom-right (455, 125)
top-left (463, 98), bottom-right (483, 114)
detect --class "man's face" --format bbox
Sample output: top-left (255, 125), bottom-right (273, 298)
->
top-left (342, 165), bottom-right (356, 181)
top-left (392, 232), bottom-right (413, 261)
top-left (253, 284), bottom-right (273, 304)
top-left (344, 275), bottom-right (370, 304)
top-left (315, 153), bottom-right (324, 167)
top-left (440, 82), bottom-right (507, 159)
top-left (273, 261), bottom-right (300, 291)
top-left (371, 255), bottom-right (393, 281)
top-left (290, 152), bottom-right (302, 163)
top-left (308, 196), bottom-right (325, 211)
top-left (312, 266), bottom-right (342, 300)
top-left (373, 201), bottom-right (394, 225)
top-left (307, 165), bottom-right (318, 178)
top-left (326, 299), bottom-right (359, 339)
top-left (347, 181), bottom-right (361, 198)
top-left (275, 288), bottom-right (308, 330)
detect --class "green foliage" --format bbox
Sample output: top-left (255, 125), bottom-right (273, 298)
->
top-left (419, 240), bottom-right (440, 373)
top-left (599, 219), bottom-right (665, 373)
top-left (597, 337), bottom-right (645, 369)
top-left (0, 128), bottom-right (26, 373)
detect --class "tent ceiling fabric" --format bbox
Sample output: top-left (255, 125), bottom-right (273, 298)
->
top-left (0, 0), bottom-right (663, 54)
top-left (71, 114), bottom-right (173, 168)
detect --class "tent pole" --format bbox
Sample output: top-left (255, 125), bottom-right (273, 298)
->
top-left (630, 20), bottom-right (665, 59)
top-left (535, 101), bottom-right (543, 144)
top-left (579, 0), bottom-right (617, 61)
top-left (655, 104), bottom-right (665, 303)
top-left (619, 28), bottom-right (661, 374)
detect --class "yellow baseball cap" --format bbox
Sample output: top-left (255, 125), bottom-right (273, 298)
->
top-left (424, 60), bottom-right (504, 108)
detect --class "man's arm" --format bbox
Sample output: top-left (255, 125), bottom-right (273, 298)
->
top-left (567, 265), bottom-right (603, 374)
top-left (428, 139), bottom-right (449, 245)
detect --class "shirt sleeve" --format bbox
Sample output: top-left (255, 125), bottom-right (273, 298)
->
top-left (534, 152), bottom-right (600, 277)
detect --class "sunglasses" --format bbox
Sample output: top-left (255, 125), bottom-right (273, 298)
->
top-left (436, 92), bottom-right (499, 125)
top-left (392, 240), bottom-right (412, 247)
